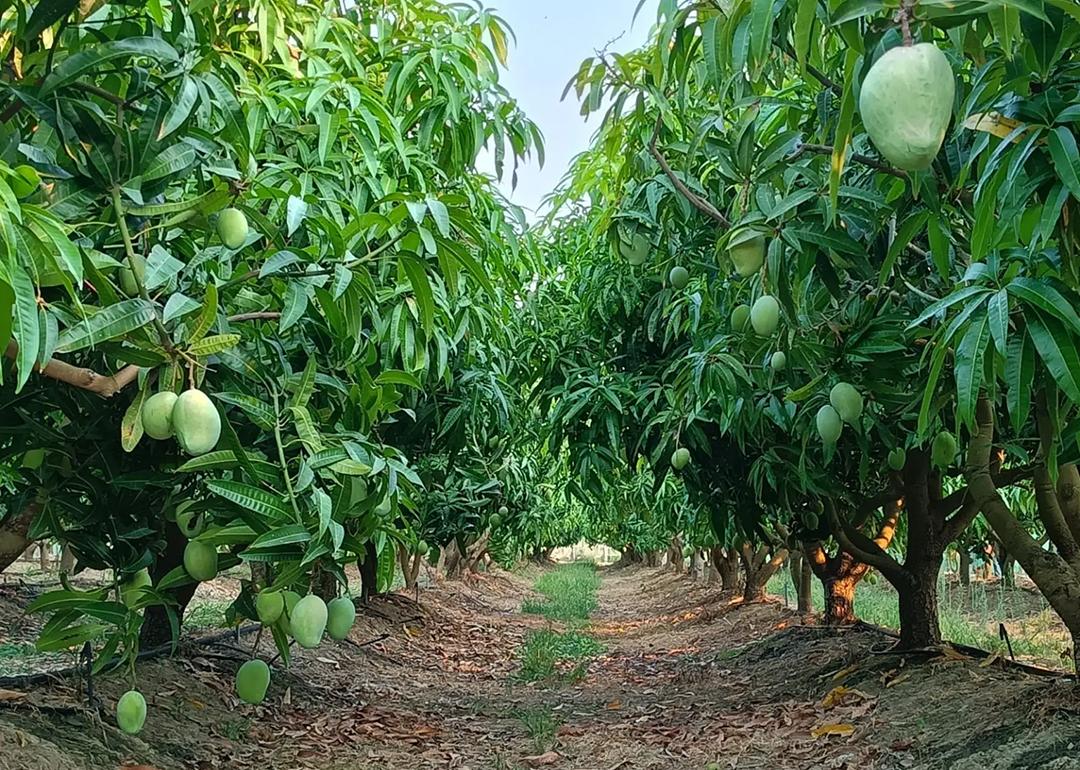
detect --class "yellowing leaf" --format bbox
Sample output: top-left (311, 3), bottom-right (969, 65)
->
top-left (811, 723), bottom-right (855, 739)
top-left (963, 112), bottom-right (1026, 142)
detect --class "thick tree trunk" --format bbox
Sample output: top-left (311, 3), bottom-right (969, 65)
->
top-left (958, 548), bottom-right (971, 590)
top-left (614, 544), bottom-right (642, 567)
top-left (739, 542), bottom-right (787, 603)
top-left (644, 550), bottom-right (663, 568)
top-left (141, 522), bottom-right (198, 648)
top-left (711, 547), bottom-right (739, 591)
top-left (897, 562), bottom-right (941, 649)
top-left (966, 396), bottom-right (1080, 667)
top-left (824, 576), bottom-right (857, 623)
top-left (0, 502), bottom-right (42, 574)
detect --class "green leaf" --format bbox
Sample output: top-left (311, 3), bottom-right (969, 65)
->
top-left (879, 212), bottom-right (928, 287)
top-left (1006, 332), bottom-right (1035, 433)
top-left (259, 250), bottom-right (301, 278)
top-left (426, 197), bottom-right (451, 237)
top-left (907, 286), bottom-right (991, 329)
top-left (286, 196), bottom-right (308, 236)
top-left (794, 0), bottom-right (817, 74)
top-left (188, 283), bottom-right (218, 344)
top-left (206, 480), bottom-right (291, 520)
top-left (291, 357), bottom-right (317, 409)
top-left (55, 299), bottom-right (156, 353)
top-left (11, 266), bottom-right (39, 391)
top-left (139, 143), bottom-right (196, 183)
top-left (161, 76), bottom-right (199, 138)
top-left (247, 524), bottom-right (310, 550)
top-left (375, 370), bottom-right (422, 389)
top-left (1045, 127), bottom-right (1080, 201)
top-left (188, 333), bottom-right (240, 357)
top-left (121, 383), bottom-right (149, 452)
top-left (1007, 278), bottom-right (1080, 338)
top-left (954, 313), bottom-right (989, 428)
top-left (280, 282), bottom-right (308, 332)
top-left (1026, 310), bottom-right (1080, 405)
top-left (988, 288), bottom-right (1009, 356)
top-left (41, 38), bottom-right (179, 95)
top-left (214, 392), bottom-right (276, 431)
top-left (401, 255), bottom-right (435, 336)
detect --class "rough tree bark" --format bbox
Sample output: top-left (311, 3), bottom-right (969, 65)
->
top-left (958, 548), bottom-right (971, 590)
top-left (711, 546), bottom-right (740, 591)
top-left (0, 501), bottom-right (42, 574)
top-left (967, 394), bottom-right (1080, 671)
top-left (739, 541), bottom-right (788, 603)
top-left (807, 504), bottom-right (900, 625)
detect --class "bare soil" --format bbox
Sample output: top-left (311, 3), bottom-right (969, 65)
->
top-left (2, 565), bottom-right (1080, 770)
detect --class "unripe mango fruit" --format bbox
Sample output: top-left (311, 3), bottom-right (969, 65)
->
top-left (183, 541), bottom-right (218, 582)
top-left (172, 389), bottom-right (221, 456)
top-left (256, 590), bottom-right (284, 625)
top-left (217, 207), bottom-right (249, 249)
top-left (291, 595), bottom-right (327, 649)
top-left (235, 659), bottom-right (271, 704)
top-left (141, 391), bottom-right (178, 440)
top-left (326, 597), bottom-right (356, 641)
top-left (116, 690), bottom-right (147, 734)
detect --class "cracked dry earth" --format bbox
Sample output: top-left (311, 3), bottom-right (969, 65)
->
top-left (3, 565), bottom-right (1080, 770)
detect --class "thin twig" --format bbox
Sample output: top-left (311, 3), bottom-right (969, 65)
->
top-left (778, 42), bottom-right (843, 97)
top-left (790, 142), bottom-right (907, 179)
top-left (648, 115), bottom-right (729, 227)
top-left (111, 185), bottom-right (175, 353)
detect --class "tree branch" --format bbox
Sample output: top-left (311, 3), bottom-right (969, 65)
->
top-left (790, 142), bottom-right (908, 179)
top-left (648, 115), bottom-right (729, 227)
top-left (827, 499), bottom-right (909, 586)
top-left (778, 42), bottom-right (843, 97)
top-left (227, 311), bottom-right (281, 323)
top-left (5, 341), bottom-right (140, 398)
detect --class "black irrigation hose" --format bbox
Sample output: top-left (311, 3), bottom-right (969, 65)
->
top-left (0, 623), bottom-right (262, 690)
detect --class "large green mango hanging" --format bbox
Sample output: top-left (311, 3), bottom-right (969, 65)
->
top-left (858, 43), bottom-right (955, 172)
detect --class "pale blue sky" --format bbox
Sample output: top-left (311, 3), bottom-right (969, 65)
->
top-left (479, 1), bottom-right (654, 217)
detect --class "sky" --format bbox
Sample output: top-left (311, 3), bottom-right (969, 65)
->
top-left (478, 1), bottom-right (654, 218)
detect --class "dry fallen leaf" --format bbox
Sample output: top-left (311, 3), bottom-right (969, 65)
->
top-left (0, 689), bottom-right (27, 702)
top-left (522, 750), bottom-right (562, 766)
top-left (810, 723), bottom-right (855, 739)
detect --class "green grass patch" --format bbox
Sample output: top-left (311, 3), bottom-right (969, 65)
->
top-left (515, 706), bottom-right (561, 754)
top-left (184, 600), bottom-right (230, 630)
top-left (517, 563), bottom-right (603, 683)
top-left (517, 629), bottom-right (604, 683)
top-left (522, 561), bottom-right (600, 623)
top-left (767, 569), bottom-right (1066, 667)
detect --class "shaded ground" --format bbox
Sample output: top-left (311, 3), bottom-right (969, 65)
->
top-left (2, 565), bottom-right (1080, 769)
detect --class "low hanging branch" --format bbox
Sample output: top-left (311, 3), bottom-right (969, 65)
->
top-left (648, 116), bottom-right (730, 227)
top-left (4, 312), bottom-right (279, 398)
top-left (790, 142), bottom-right (908, 179)
top-left (4, 340), bottom-right (140, 398)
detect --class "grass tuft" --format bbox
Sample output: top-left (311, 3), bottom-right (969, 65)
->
top-left (522, 562), bottom-right (600, 623)
top-left (516, 562), bottom-right (603, 683)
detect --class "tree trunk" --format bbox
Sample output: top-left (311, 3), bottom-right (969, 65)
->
top-left (667, 536), bottom-right (684, 572)
top-left (141, 522), bottom-right (198, 648)
top-left (644, 550), bottom-right (662, 568)
top-left (824, 576), bottom-right (857, 624)
top-left (358, 540), bottom-right (379, 602)
top-left (897, 563), bottom-right (941, 649)
top-left (958, 548), bottom-right (971, 590)
top-left (614, 544), bottom-right (642, 567)
top-left (711, 547), bottom-right (739, 591)
top-left (398, 545), bottom-right (421, 591)
top-left (797, 555), bottom-right (813, 614)
top-left (739, 542), bottom-right (787, 603)
top-left (0, 502), bottom-right (42, 574)
top-left (38, 542), bottom-right (50, 571)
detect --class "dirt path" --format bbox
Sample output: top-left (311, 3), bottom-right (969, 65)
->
top-left (3, 565), bottom-right (1080, 770)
